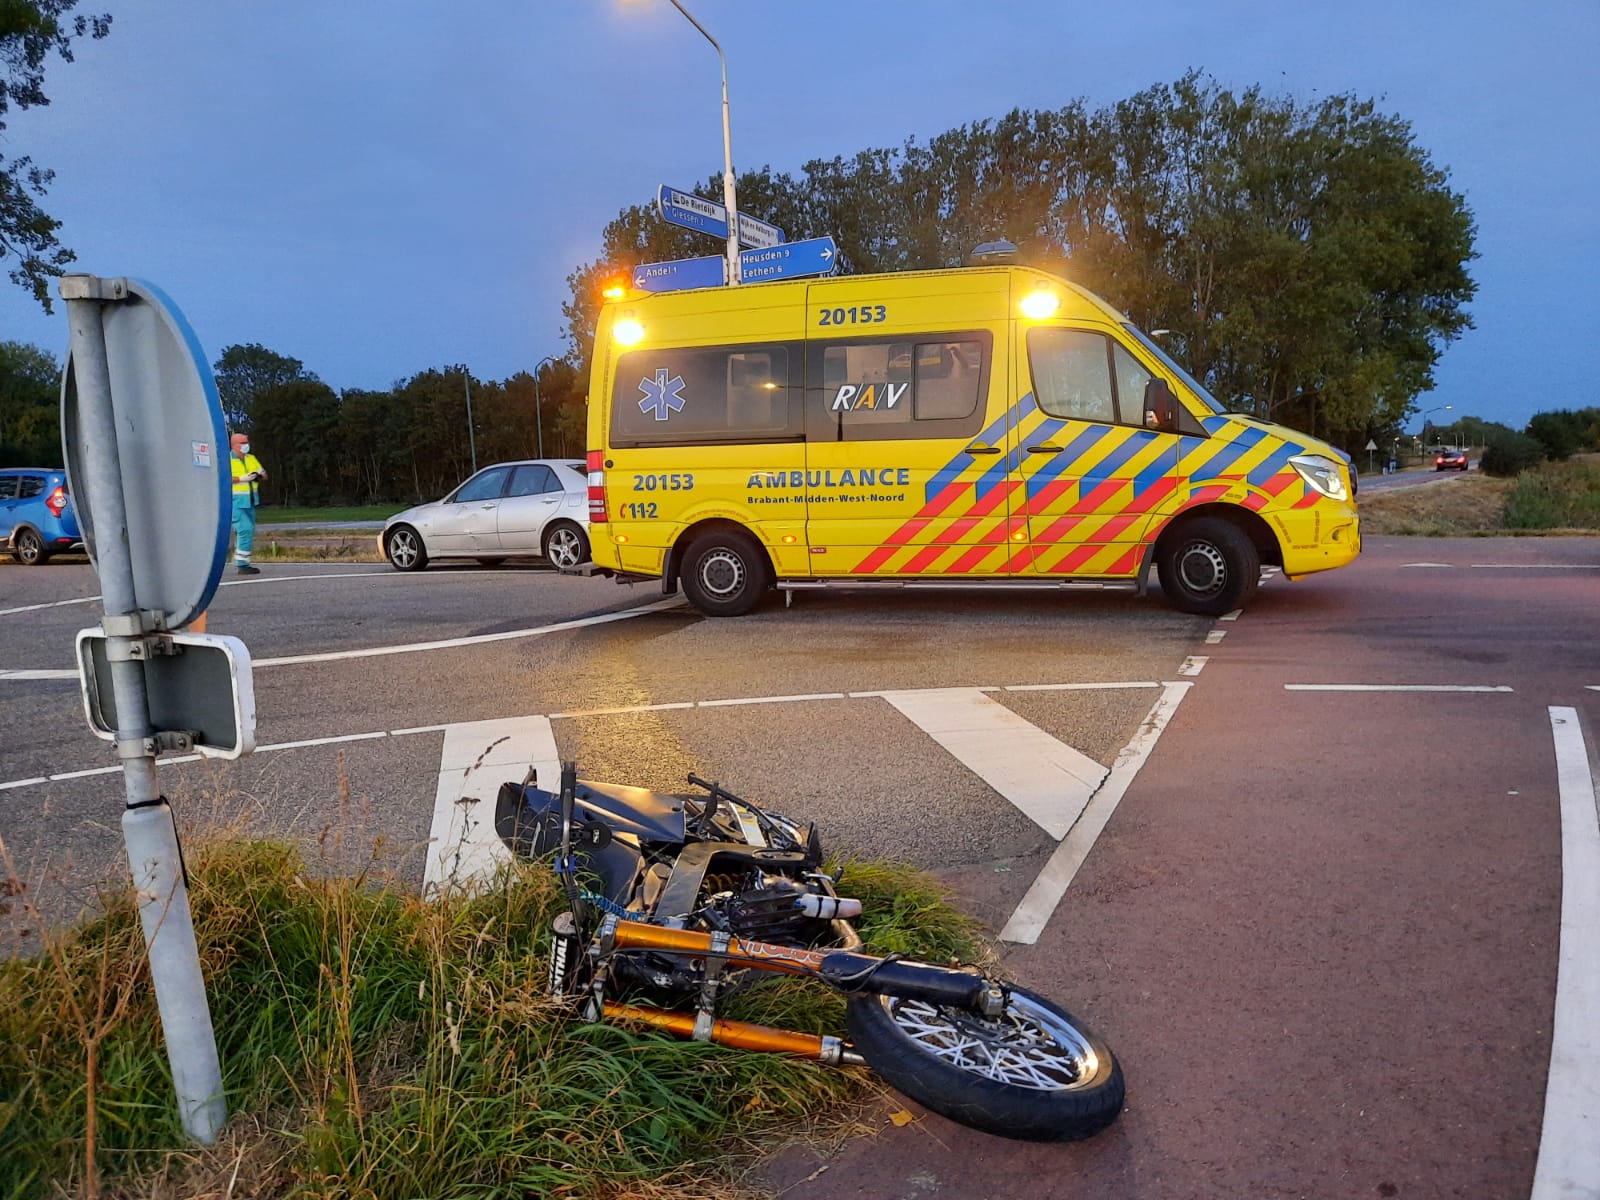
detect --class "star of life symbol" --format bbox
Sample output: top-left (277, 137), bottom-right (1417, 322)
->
top-left (638, 368), bottom-right (687, 421)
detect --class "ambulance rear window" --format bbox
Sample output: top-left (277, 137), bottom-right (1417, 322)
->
top-left (610, 343), bottom-right (801, 446)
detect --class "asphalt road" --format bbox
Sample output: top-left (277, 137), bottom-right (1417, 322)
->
top-left (1, 532), bottom-right (1596, 1198)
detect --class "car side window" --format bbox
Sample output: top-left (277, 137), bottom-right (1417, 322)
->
top-left (453, 467), bottom-right (510, 503)
top-left (507, 464), bottom-right (558, 497)
top-left (1027, 329), bottom-right (1116, 424)
top-left (0, 477), bottom-right (17, 502)
top-left (16, 476), bottom-right (44, 500)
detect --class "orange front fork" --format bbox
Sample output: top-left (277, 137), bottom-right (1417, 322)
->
top-left (602, 1002), bottom-right (854, 1062)
top-left (601, 920), bottom-right (863, 1065)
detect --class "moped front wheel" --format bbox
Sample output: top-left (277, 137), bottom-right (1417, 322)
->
top-left (845, 984), bottom-right (1124, 1141)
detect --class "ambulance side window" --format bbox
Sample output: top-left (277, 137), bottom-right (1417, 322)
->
top-left (1111, 342), bottom-right (1154, 426)
top-left (808, 332), bottom-right (989, 442)
top-left (610, 343), bottom-right (802, 446)
top-left (1028, 329), bottom-right (1116, 424)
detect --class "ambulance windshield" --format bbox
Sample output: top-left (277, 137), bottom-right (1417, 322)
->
top-left (1125, 325), bottom-right (1228, 415)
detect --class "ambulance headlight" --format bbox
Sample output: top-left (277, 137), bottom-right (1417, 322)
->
top-left (1289, 454), bottom-right (1349, 502)
top-left (612, 318), bottom-right (645, 346)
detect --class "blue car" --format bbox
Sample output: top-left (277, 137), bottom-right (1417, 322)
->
top-left (0, 467), bottom-right (84, 565)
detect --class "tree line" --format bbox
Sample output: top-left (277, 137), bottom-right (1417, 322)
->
top-left (0, 339), bottom-right (586, 505)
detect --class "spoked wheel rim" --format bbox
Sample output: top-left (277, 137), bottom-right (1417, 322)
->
top-left (880, 994), bottom-right (1101, 1092)
top-left (545, 527), bottom-right (584, 569)
top-left (1175, 540), bottom-right (1228, 600)
top-left (14, 530), bottom-right (43, 564)
top-left (387, 529), bottom-right (420, 568)
top-left (695, 548), bottom-right (747, 600)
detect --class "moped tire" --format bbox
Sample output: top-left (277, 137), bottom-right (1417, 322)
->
top-left (845, 984), bottom-right (1124, 1142)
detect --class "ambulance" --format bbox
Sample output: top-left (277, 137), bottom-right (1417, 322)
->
top-left (581, 263), bottom-right (1359, 617)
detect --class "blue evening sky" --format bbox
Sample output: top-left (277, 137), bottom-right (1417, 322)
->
top-left (1, 1), bottom-right (1595, 434)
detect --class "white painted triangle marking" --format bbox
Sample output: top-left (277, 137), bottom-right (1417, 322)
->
top-left (423, 716), bottom-right (559, 897)
top-left (878, 688), bottom-right (1108, 839)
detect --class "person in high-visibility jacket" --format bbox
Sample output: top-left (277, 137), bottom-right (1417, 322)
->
top-left (229, 432), bottom-right (268, 575)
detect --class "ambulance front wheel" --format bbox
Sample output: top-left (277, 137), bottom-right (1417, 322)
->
top-left (1156, 516), bottom-right (1259, 617)
top-left (681, 531), bottom-right (773, 617)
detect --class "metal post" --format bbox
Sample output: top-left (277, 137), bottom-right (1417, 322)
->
top-left (60, 278), bottom-right (226, 1145)
top-left (667, 0), bottom-right (740, 285)
top-left (464, 373), bottom-right (478, 473)
top-left (533, 355), bottom-right (559, 459)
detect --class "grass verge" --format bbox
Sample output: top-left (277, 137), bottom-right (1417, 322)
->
top-left (1359, 456), bottom-right (1600, 535)
top-left (0, 835), bottom-right (982, 1199)
top-left (257, 507), bottom-right (401, 525)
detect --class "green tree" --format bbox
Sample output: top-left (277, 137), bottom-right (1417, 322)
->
top-left (1, 1), bottom-right (110, 309)
top-left (0, 339), bottom-right (61, 465)
top-left (566, 73), bottom-right (1476, 454)
top-left (212, 343), bottom-right (314, 430)
top-left (249, 378), bottom-right (340, 506)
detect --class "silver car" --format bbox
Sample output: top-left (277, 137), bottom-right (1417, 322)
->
top-left (381, 459), bottom-right (591, 571)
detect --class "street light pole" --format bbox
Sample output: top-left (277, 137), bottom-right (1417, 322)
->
top-left (532, 355), bottom-right (560, 459)
top-left (464, 372), bottom-right (477, 474)
top-left (664, 0), bottom-right (741, 285)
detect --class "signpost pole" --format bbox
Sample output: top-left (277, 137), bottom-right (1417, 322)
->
top-left (664, 0), bottom-right (741, 285)
top-left (60, 276), bottom-right (226, 1145)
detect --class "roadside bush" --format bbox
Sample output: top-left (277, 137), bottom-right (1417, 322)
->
top-left (1526, 408), bottom-right (1600, 461)
top-left (1479, 431), bottom-right (1545, 478)
top-left (1503, 459), bottom-right (1600, 530)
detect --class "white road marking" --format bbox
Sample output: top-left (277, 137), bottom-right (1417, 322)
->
top-left (1000, 681), bottom-right (1192, 944)
top-left (1400, 563), bottom-right (1454, 568)
top-left (697, 692), bottom-right (847, 707)
top-left (1531, 707), bottom-right (1600, 1200)
top-left (256, 732), bottom-right (388, 753)
top-left (1178, 656), bottom-right (1208, 676)
top-left (423, 717), bottom-right (558, 898)
top-left (1003, 681), bottom-right (1159, 692)
top-left (1205, 629), bottom-right (1226, 644)
top-left (1283, 684), bottom-right (1514, 693)
top-left (1471, 563), bottom-right (1600, 570)
top-left (0, 598), bottom-right (687, 680)
top-left (880, 688), bottom-right (1108, 839)
top-left (1220, 609), bottom-right (1242, 621)
top-left (1588, 686), bottom-right (1600, 692)
top-left (0, 679), bottom-right (1171, 794)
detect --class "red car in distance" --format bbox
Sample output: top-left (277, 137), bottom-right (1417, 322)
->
top-left (1434, 447), bottom-right (1469, 471)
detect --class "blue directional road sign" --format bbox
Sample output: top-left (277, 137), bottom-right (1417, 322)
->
top-left (739, 236), bottom-right (840, 283)
top-left (656, 185), bottom-right (784, 250)
top-left (632, 254), bottom-right (726, 293)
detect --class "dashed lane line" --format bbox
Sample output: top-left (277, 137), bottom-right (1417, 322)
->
top-left (1531, 707), bottom-right (1600, 1199)
top-left (1284, 684), bottom-right (1514, 693)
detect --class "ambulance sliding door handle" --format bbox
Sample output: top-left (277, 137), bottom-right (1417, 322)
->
top-left (965, 442), bottom-right (1003, 455)
top-left (1027, 443), bottom-right (1064, 454)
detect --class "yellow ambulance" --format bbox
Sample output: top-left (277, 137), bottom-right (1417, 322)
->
top-left (582, 264), bottom-right (1359, 617)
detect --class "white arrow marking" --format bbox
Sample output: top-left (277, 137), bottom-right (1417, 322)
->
top-left (878, 688), bottom-right (1108, 839)
top-left (423, 717), bottom-right (558, 898)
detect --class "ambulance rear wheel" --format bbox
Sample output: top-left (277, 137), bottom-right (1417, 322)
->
top-left (1156, 516), bottom-right (1259, 617)
top-left (681, 531), bottom-right (771, 617)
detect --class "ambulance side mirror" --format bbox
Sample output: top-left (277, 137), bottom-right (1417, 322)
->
top-left (1143, 379), bottom-right (1179, 432)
